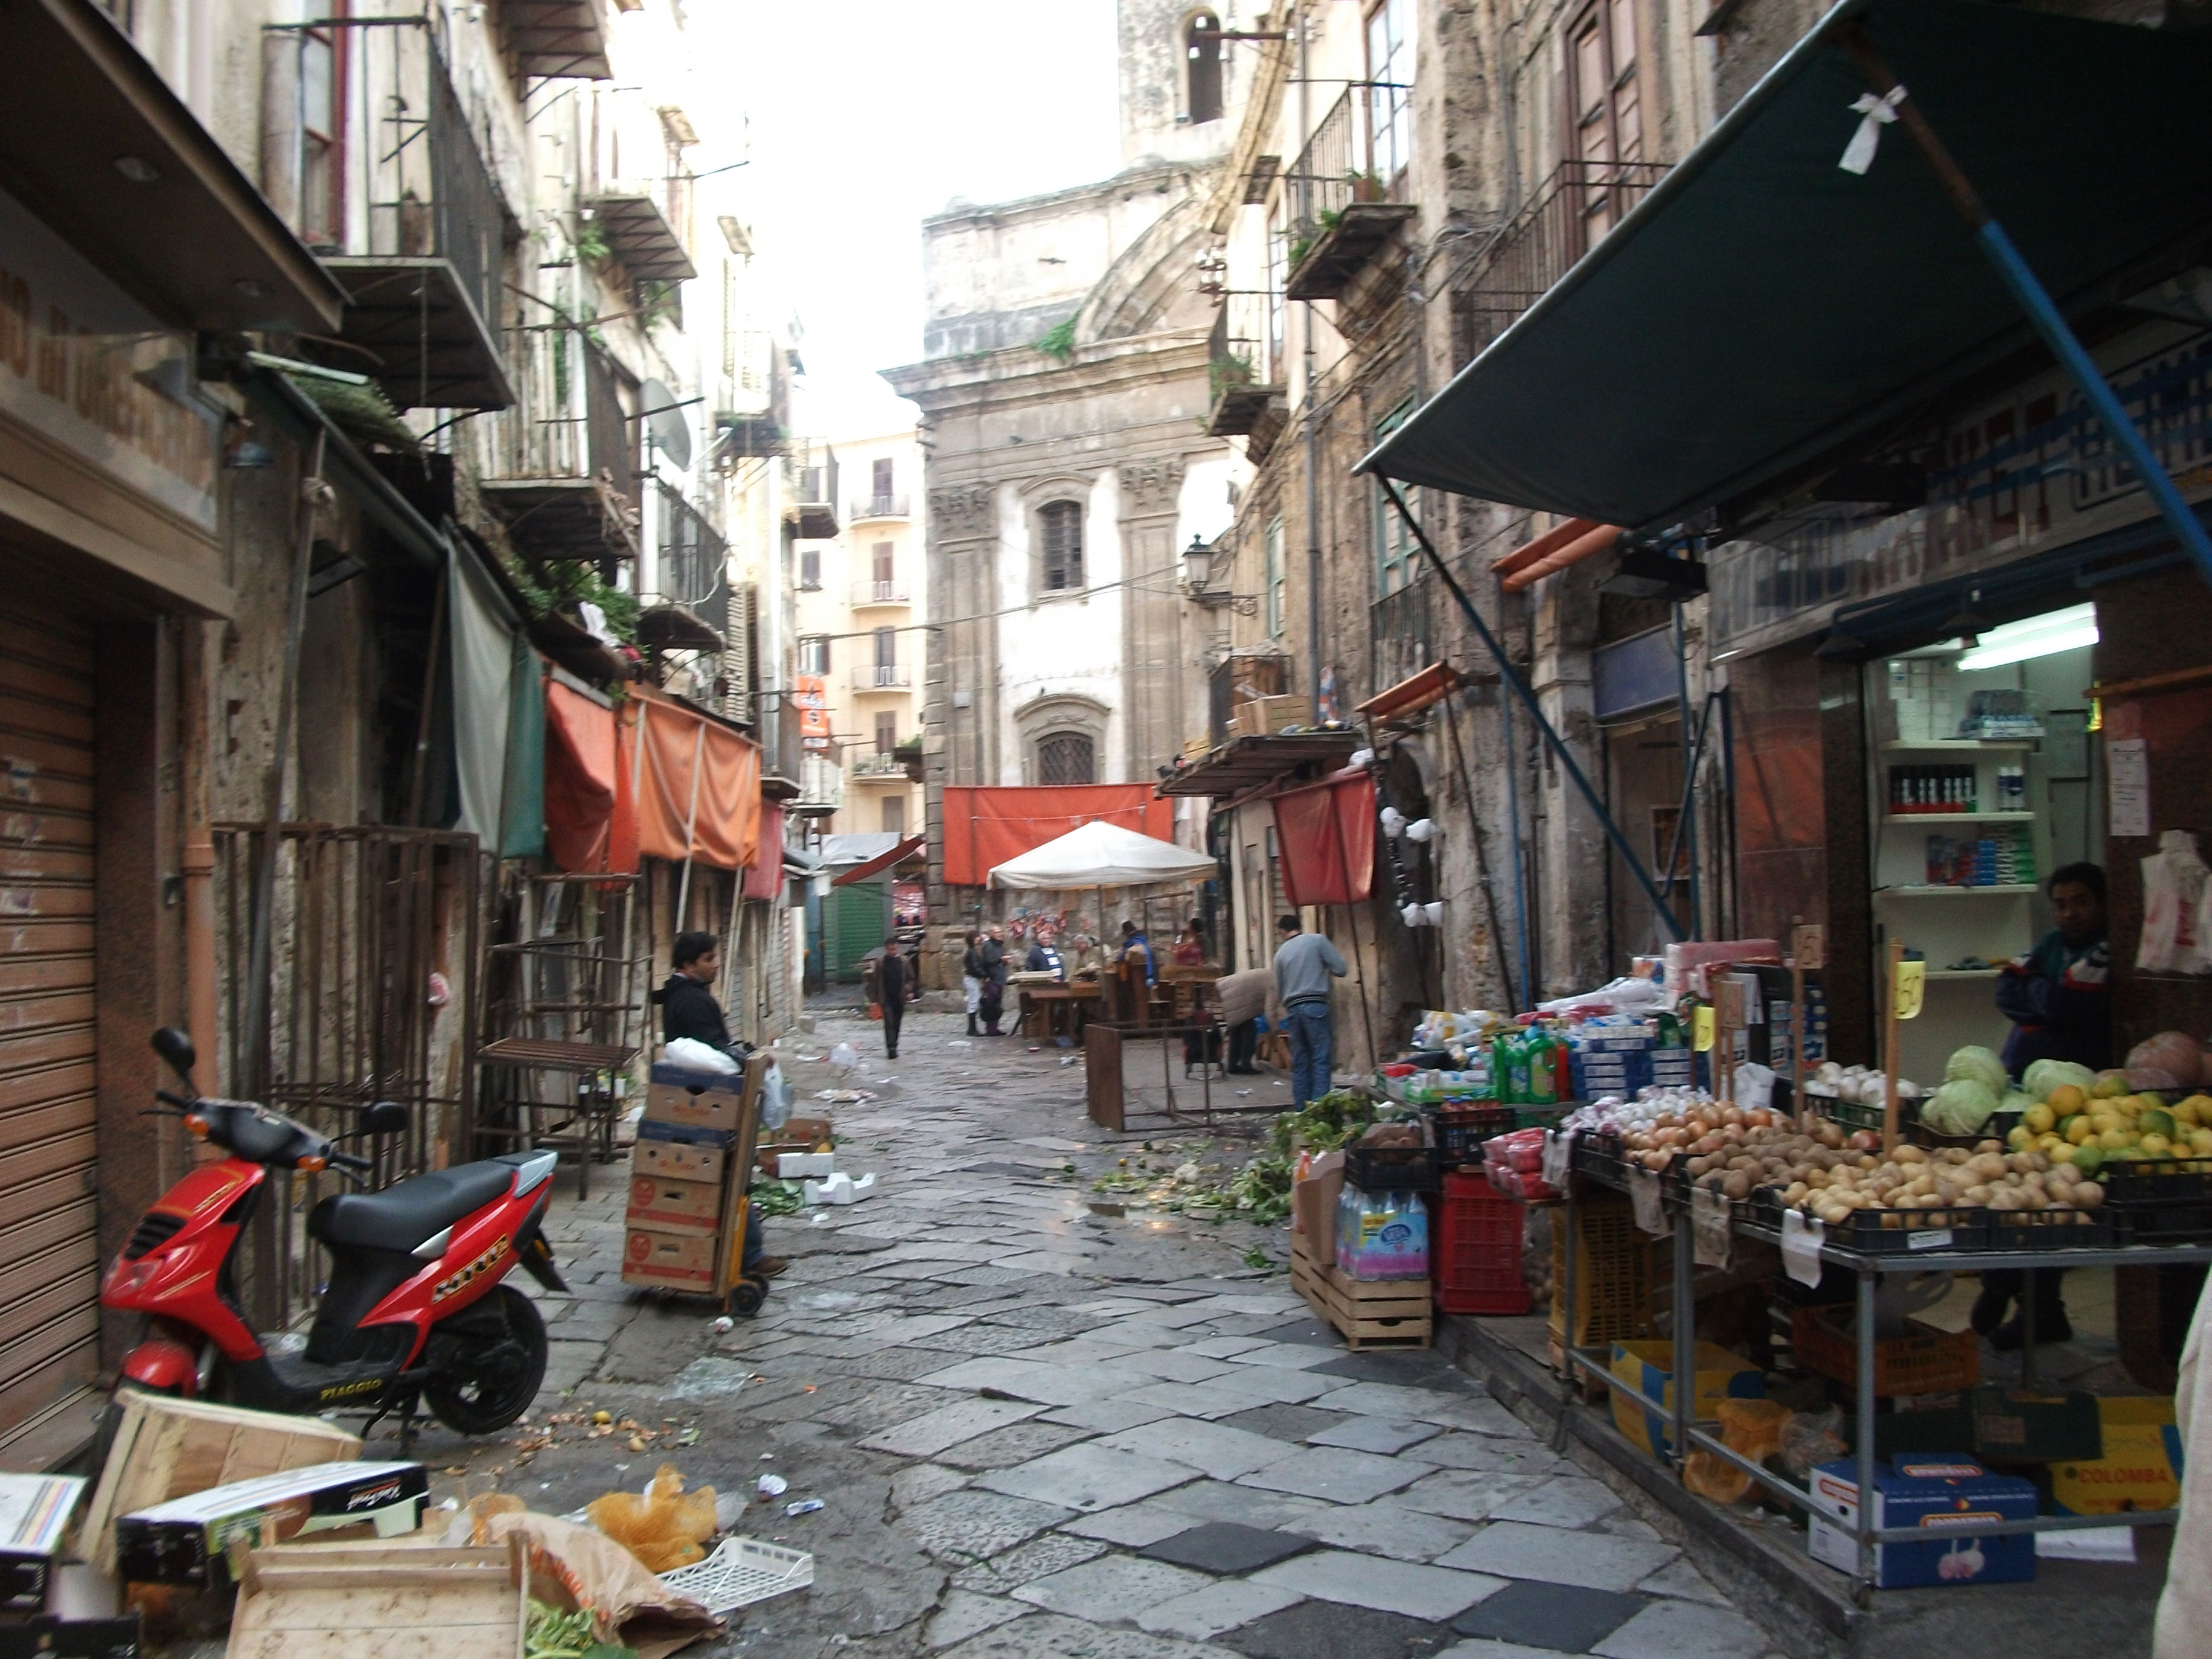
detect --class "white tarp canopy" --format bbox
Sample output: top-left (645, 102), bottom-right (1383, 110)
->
top-left (988, 820), bottom-right (1216, 890)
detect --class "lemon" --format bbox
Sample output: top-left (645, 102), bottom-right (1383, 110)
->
top-left (2065, 1115), bottom-right (2095, 1145)
top-left (2008, 1125), bottom-right (2033, 1151)
top-left (2068, 1145), bottom-right (2105, 1178)
top-left (2024, 1103), bottom-right (2056, 1134)
top-left (2047, 1084), bottom-right (2088, 1117)
top-left (2191, 1128), bottom-right (2212, 1156)
top-left (2101, 1127), bottom-right (2136, 1151)
top-left (2141, 1133), bottom-right (2173, 1157)
top-left (2093, 1075), bottom-right (2131, 1101)
top-left (2144, 1110), bottom-right (2178, 1141)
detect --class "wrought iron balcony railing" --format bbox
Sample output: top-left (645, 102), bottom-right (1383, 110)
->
top-left (1456, 159), bottom-right (1671, 357)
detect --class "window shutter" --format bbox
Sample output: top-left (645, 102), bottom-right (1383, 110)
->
top-left (721, 583), bottom-right (756, 724)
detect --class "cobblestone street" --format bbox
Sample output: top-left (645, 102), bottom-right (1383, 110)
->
top-left (409, 1002), bottom-right (1783, 1659)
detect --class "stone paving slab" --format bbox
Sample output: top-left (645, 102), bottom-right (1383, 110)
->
top-left (1238, 1445), bottom-right (1429, 1504)
top-left (976, 1443), bottom-right (1201, 1512)
top-left (1094, 1419), bottom-right (1302, 1480)
top-left (1010, 1555), bottom-right (1213, 1622)
top-left (1249, 1549), bottom-right (1509, 1622)
top-left (1436, 1521), bottom-right (1678, 1593)
top-left (861, 1398), bottom-right (1049, 1457)
top-left (1284, 1500), bottom-right (1477, 1562)
top-left (1136, 1578), bottom-right (1307, 1640)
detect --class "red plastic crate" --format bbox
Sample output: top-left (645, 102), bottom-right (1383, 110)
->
top-left (1432, 1171), bottom-right (1530, 1315)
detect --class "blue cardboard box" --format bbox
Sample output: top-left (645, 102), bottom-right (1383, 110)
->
top-left (1807, 1455), bottom-right (2037, 1588)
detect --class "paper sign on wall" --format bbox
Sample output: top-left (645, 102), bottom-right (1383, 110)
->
top-left (1693, 1005), bottom-right (1716, 1052)
top-left (1893, 959), bottom-right (1925, 1021)
top-left (2108, 736), bottom-right (2150, 839)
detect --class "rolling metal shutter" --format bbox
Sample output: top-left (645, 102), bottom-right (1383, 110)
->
top-left (0, 602), bottom-right (98, 1443)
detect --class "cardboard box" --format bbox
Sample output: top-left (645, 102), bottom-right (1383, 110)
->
top-left (644, 1067), bottom-right (744, 1134)
top-left (227, 1538), bottom-right (526, 1659)
top-left (637, 1116), bottom-right (734, 1151)
top-left (2051, 1396), bottom-right (2179, 1515)
top-left (621, 1227), bottom-right (718, 1288)
top-left (1230, 695), bottom-right (1303, 738)
top-left (83, 1392), bottom-right (363, 1575)
top-left (625, 1175), bottom-right (722, 1235)
top-left (1808, 1454), bottom-right (2037, 1588)
top-left (633, 1136), bottom-right (726, 1184)
top-left (1608, 1341), bottom-right (1764, 1461)
top-left (1290, 1152), bottom-right (1346, 1268)
top-left (782, 1116), bottom-right (834, 1149)
top-left (777, 1151), bottom-right (835, 1178)
top-left (115, 1461), bottom-right (427, 1587)
top-left (0, 1474), bottom-right (84, 1612)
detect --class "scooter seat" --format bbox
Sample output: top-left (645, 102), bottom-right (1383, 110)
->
top-left (308, 1160), bottom-right (517, 1254)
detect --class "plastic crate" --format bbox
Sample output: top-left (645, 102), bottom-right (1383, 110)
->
top-left (1433, 1171), bottom-right (1531, 1315)
top-left (1344, 1142), bottom-right (1440, 1194)
top-left (1571, 1131), bottom-right (1632, 1192)
top-left (1986, 1206), bottom-right (2116, 1250)
top-left (1817, 1204), bottom-right (1988, 1255)
top-left (2105, 1158), bottom-right (2212, 1243)
top-left (1547, 1192), bottom-right (1653, 1347)
top-left (1789, 1305), bottom-right (1980, 1396)
top-left (1432, 1104), bottom-right (1515, 1169)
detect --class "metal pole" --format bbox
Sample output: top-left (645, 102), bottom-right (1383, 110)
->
top-left (1379, 479), bottom-right (1687, 939)
top-left (1671, 1211), bottom-right (1695, 1473)
top-left (1298, 6), bottom-right (1325, 720)
top-left (1854, 1261), bottom-right (1878, 1597)
top-left (1500, 689), bottom-right (1536, 1005)
top-left (245, 429), bottom-right (328, 1099)
top-left (1838, 28), bottom-right (2212, 589)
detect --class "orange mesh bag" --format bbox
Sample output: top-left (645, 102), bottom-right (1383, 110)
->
top-left (586, 1463), bottom-right (719, 1572)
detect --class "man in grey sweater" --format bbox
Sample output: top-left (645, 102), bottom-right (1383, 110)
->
top-left (1273, 914), bottom-right (1347, 1107)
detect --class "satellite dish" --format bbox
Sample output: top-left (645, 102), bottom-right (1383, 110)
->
top-left (639, 377), bottom-right (692, 471)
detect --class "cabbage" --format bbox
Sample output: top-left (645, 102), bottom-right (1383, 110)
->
top-left (1998, 1089), bottom-right (2035, 1116)
top-left (2023, 1058), bottom-right (2097, 1101)
top-left (1922, 1078), bottom-right (2001, 1136)
top-left (1944, 1045), bottom-right (2008, 1097)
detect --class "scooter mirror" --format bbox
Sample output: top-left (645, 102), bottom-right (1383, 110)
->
top-left (151, 1028), bottom-right (197, 1082)
top-left (360, 1100), bottom-right (409, 1136)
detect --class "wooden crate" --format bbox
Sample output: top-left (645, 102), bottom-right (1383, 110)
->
top-left (82, 1392), bottom-right (362, 1574)
top-left (1290, 1234), bottom-right (1432, 1351)
top-left (228, 1539), bottom-right (526, 1659)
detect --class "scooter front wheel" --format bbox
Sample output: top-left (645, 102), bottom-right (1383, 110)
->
top-left (423, 1283), bottom-right (546, 1435)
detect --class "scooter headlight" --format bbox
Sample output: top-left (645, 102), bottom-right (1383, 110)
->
top-left (105, 1255), bottom-right (164, 1297)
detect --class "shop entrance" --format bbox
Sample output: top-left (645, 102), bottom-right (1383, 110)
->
top-left (1866, 604), bottom-right (2101, 1082)
top-left (0, 595), bottom-right (100, 1448)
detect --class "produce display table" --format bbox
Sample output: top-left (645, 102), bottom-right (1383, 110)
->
top-left (1018, 980), bottom-right (1098, 1041)
top-left (1550, 1149), bottom-right (2212, 1603)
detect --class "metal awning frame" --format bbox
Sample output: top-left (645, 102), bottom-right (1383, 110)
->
top-left (1378, 479), bottom-right (1689, 943)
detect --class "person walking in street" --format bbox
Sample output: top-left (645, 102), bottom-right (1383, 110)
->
top-left (877, 935), bottom-right (908, 1060)
top-left (1977, 861), bottom-right (2112, 1347)
top-left (1273, 913), bottom-right (1346, 1108)
top-left (962, 930), bottom-right (985, 1035)
top-left (652, 932), bottom-right (785, 1278)
top-left (977, 925), bottom-right (1009, 1036)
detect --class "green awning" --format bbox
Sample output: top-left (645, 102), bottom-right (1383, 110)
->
top-left (1360, 0), bottom-right (2212, 528)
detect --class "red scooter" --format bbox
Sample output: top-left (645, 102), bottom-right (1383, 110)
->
top-left (103, 1029), bottom-right (566, 1436)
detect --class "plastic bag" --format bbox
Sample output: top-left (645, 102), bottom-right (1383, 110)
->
top-left (586, 1463), bottom-right (720, 1573)
top-left (760, 1062), bottom-right (791, 1131)
top-left (1683, 1398), bottom-right (1791, 1504)
top-left (827, 1041), bottom-right (859, 1072)
top-left (2139, 830), bottom-right (2212, 975)
top-left (664, 1037), bottom-right (738, 1075)
top-left (1778, 1405), bottom-right (1848, 1480)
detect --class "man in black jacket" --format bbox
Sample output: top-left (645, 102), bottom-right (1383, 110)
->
top-left (877, 936), bottom-right (908, 1059)
top-left (977, 926), bottom-right (1008, 1037)
top-left (653, 932), bottom-right (785, 1277)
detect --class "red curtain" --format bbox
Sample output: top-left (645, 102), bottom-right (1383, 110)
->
top-left (631, 692), bottom-right (762, 872)
top-left (1271, 770), bottom-right (1376, 906)
top-left (940, 784), bottom-right (1174, 887)
top-left (544, 680), bottom-right (618, 873)
top-left (743, 804), bottom-right (786, 901)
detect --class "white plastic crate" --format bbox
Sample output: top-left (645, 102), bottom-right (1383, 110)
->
top-left (657, 1535), bottom-right (814, 1613)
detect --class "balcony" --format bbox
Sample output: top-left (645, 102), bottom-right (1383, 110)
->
top-left (306, 24), bottom-right (516, 409)
top-left (638, 483), bottom-right (728, 653)
top-left (851, 664), bottom-right (912, 691)
top-left (478, 327), bottom-right (639, 567)
top-left (585, 192), bottom-right (697, 286)
top-left (499, 0), bottom-right (613, 79)
top-left (793, 750), bottom-right (844, 817)
top-left (1282, 86), bottom-right (1418, 303)
top-left (1456, 159), bottom-right (1671, 358)
top-left (716, 414), bottom-right (788, 459)
top-left (851, 752), bottom-right (909, 779)
top-left (1206, 296), bottom-right (1285, 455)
top-left (851, 578), bottom-right (910, 609)
top-left (848, 494), bottom-right (911, 523)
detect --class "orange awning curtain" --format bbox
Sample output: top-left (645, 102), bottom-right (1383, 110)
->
top-left (742, 804), bottom-right (786, 901)
top-left (631, 691), bottom-right (762, 872)
top-left (940, 784), bottom-right (1175, 887)
top-left (1270, 769), bottom-right (1376, 907)
top-left (543, 679), bottom-right (621, 874)
top-left (1494, 519), bottom-right (1622, 593)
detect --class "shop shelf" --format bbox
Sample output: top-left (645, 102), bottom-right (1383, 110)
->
top-left (1433, 1171), bottom-right (1531, 1315)
top-left (1986, 1207), bottom-right (2116, 1250)
top-left (1879, 739), bottom-right (2035, 752)
top-left (2104, 1158), bottom-right (2212, 1242)
top-left (1431, 1104), bottom-right (1515, 1168)
top-left (1881, 811), bottom-right (2036, 825)
top-left (1570, 1130), bottom-right (1633, 1191)
top-left (1875, 884), bottom-right (2037, 897)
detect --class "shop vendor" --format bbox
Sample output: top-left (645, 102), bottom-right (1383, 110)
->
top-left (1978, 861), bottom-right (2109, 1348)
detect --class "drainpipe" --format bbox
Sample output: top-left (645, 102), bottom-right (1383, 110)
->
top-left (1299, 4), bottom-right (1322, 720)
top-left (179, 621), bottom-right (219, 1105)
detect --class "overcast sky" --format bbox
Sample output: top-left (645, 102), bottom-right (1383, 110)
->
top-left (686, 1), bottom-right (1125, 435)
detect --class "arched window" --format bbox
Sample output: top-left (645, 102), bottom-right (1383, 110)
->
top-left (1039, 500), bottom-right (1084, 591)
top-left (1186, 13), bottom-right (1224, 126)
top-left (1037, 731), bottom-right (1096, 785)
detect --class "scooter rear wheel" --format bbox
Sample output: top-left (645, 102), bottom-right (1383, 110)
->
top-left (423, 1283), bottom-right (546, 1436)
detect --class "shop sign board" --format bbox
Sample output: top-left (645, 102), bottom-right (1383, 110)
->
top-left (1710, 319), bottom-right (2212, 654)
top-left (0, 189), bottom-right (222, 534)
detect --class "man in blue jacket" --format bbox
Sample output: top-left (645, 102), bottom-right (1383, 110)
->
top-left (1978, 863), bottom-right (2109, 1347)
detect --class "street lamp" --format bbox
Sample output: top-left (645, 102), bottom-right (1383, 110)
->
top-left (1182, 534), bottom-right (1214, 593)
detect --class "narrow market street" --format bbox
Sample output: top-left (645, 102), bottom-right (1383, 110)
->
top-left (417, 1001), bottom-right (1781, 1659)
